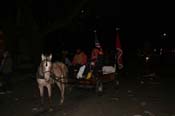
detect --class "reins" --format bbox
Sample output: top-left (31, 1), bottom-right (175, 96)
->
top-left (39, 59), bottom-right (69, 84)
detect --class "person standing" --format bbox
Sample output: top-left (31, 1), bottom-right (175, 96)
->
top-left (71, 48), bottom-right (88, 79)
top-left (90, 44), bottom-right (104, 78)
top-left (0, 50), bottom-right (13, 94)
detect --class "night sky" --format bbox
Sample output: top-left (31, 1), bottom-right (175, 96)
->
top-left (0, 0), bottom-right (174, 53)
top-left (35, 0), bottom-right (121, 52)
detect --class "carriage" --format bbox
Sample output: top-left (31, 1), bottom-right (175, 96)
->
top-left (68, 55), bottom-right (119, 95)
top-left (36, 53), bottom-right (119, 111)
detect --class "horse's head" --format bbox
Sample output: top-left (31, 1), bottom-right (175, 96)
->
top-left (41, 54), bottom-right (52, 81)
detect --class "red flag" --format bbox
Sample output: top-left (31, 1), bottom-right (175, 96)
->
top-left (116, 30), bottom-right (124, 70)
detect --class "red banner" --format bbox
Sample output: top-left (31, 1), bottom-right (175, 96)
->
top-left (116, 31), bottom-right (124, 70)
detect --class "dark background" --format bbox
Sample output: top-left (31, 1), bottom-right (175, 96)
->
top-left (0, 0), bottom-right (174, 66)
top-left (0, 0), bottom-right (120, 49)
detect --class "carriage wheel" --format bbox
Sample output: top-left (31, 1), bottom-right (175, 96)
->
top-left (113, 73), bottom-right (119, 89)
top-left (115, 79), bottom-right (119, 89)
top-left (96, 80), bottom-right (103, 96)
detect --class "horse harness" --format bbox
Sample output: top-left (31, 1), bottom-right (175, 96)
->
top-left (37, 59), bottom-right (65, 83)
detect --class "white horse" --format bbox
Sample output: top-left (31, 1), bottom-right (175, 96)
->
top-left (36, 54), bottom-right (68, 110)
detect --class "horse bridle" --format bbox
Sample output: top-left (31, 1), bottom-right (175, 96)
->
top-left (40, 59), bottom-right (65, 83)
top-left (41, 59), bottom-right (53, 79)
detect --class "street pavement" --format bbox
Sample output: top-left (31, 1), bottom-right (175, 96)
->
top-left (0, 63), bottom-right (175, 116)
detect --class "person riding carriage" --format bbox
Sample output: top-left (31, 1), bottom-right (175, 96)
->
top-left (70, 48), bottom-right (88, 79)
top-left (72, 48), bottom-right (87, 67)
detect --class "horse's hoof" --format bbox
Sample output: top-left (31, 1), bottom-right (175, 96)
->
top-left (48, 108), bottom-right (54, 112)
top-left (59, 99), bottom-right (64, 105)
top-left (32, 107), bottom-right (39, 112)
top-left (35, 106), bottom-right (44, 112)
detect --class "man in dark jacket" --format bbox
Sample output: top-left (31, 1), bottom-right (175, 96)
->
top-left (0, 50), bottom-right (13, 94)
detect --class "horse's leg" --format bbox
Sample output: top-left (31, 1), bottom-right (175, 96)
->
top-left (56, 81), bottom-right (65, 105)
top-left (38, 85), bottom-right (44, 106)
top-left (46, 84), bottom-right (53, 110)
top-left (61, 81), bottom-right (65, 104)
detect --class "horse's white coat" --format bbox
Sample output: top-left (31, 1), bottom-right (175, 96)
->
top-left (36, 54), bottom-right (68, 108)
